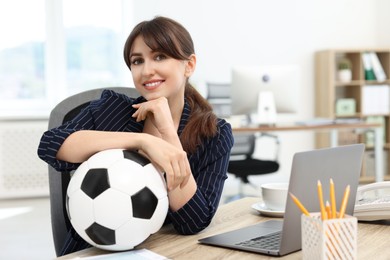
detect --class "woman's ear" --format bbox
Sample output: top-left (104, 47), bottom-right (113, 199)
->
top-left (184, 54), bottom-right (196, 77)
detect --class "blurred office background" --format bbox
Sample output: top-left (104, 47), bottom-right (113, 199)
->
top-left (1, 0), bottom-right (389, 259)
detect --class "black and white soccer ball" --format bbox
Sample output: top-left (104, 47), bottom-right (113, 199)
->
top-left (66, 149), bottom-right (168, 251)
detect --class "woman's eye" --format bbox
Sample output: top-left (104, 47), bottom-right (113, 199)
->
top-left (155, 54), bottom-right (167, 61)
top-left (131, 58), bottom-right (143, 65)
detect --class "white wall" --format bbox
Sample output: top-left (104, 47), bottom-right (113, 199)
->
top-left (129, 0), bottom-right (389, 191)
top-left (377, 0), bottom-right (390, 45)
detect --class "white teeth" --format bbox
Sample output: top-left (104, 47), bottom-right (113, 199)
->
top-left (145, 81), bottom-right (160, 87)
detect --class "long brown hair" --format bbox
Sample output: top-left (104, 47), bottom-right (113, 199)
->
top-left (123, 16), bottom-right (217, 153)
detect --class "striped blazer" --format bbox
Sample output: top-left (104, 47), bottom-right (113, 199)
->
top-left (38, 90), bottom-right (234, 255)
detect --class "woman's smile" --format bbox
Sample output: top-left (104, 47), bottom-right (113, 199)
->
top-left (143, 79), bottom-right (165, 90)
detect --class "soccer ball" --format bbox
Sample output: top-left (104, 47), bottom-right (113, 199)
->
top-left (66, 149), bottom-right (169, 251)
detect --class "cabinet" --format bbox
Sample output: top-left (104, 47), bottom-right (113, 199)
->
top-left (315, 49), bottom-right (390, 182)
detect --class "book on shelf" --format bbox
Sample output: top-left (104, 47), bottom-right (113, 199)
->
top-left (362, 85), bottom-right (390, 115)
top-left (369, 52), bottom-right (387, 82)
top-left (362, 52), bottom-right (376, 80)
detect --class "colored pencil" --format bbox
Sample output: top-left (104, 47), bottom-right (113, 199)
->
top-left (289, 192), bottom-right (310, 216)
top-left (330, 178), bottom-right (337, 219)
top-left (317, 180), bottom-right (327, 220)
top-left (339, 185), bottom-right (350, 218)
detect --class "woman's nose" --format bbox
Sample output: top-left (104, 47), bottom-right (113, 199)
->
top-left (141, 60), bottom-right (155, 76)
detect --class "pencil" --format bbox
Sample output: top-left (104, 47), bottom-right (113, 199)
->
top-left (317, 180), bottom-right (328, 220)
top-left (325, 200), bottom-right (331, 219)
top-left (330, 178), bottom-right (336, 219)
top-left (339, 185), bottom-right (350, 218)
top-left (289, 192), bottom-right (310, 216)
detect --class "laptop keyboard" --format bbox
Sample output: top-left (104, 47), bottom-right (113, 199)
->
top-left (235, 231), bottom-right (282, 251)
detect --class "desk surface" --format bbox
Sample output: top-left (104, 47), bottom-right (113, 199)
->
top-left (58, 197), bottom-right (390, 260)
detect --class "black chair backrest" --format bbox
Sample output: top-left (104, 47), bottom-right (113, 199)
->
top-left (47, 87), bottom-right (140, 256)
top-left (230, 134), bottom-right (256, 156)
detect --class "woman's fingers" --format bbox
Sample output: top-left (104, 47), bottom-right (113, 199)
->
top-left (132, 105), bottom-right (147, 122)
top-left (180, 159), bottom-right (191, 189)
top-left (164, 165), bottom-right (175, 191)
top-left (172, 161), bottom-right (182, 189)
top-left (164, 154), bottom-right (191, 191)
top-left (166, 161), bottom-right (182, 191)
top-left (142, 135), bottom-right (191, 192)
top-left (131, 98), bottom-right (173, 131)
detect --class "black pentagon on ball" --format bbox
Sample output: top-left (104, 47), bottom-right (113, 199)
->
top-left (123, 150), bottom-right (150, 166)
top-left (81, 168), bottom-right (110, 199)
top-left (85, 222), bottom-right (116, 245)
top-left (131, 187), bottom-right (158, 219)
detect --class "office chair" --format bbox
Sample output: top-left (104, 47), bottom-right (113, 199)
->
top-left (206, 82), bottom-right (280, 201)
top-left (227, 133), bottom-right (280, 201)
top-left (47, 87), bottom-right (140, 257)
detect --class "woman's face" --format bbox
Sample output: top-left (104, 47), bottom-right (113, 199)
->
top-left (129, 36), bottom-right (195, 102)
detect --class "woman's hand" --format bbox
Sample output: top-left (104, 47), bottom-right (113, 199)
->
top-left (132, 97), bottom-right (194, 195)
top-left (132, 97), bottom-right (176, 136)
top-left (141, 134), bottom-right (191, 191)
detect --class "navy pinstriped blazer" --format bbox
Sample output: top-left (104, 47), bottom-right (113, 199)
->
top-left (38, 90), bottom-right (234, 255)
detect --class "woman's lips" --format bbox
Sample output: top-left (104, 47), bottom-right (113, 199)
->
top-left (143, 80), bottom-right (164, 90)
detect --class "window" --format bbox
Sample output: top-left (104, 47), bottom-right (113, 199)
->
top-left (63, 0), bottom-right (125, 95)
top-left (0, 0), bottom-right (132, 115)
top-left (0, 0), bottom-right (46, 107)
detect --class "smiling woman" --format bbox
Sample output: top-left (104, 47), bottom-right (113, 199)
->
top-left (38, 16), bottom-right (234, 256)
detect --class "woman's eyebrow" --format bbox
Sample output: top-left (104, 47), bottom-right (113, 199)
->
top-left (130, 52), bottom-right (142, 58)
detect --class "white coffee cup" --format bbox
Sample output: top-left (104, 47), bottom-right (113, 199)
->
top-left (261, 182), bottom-right (289, 211)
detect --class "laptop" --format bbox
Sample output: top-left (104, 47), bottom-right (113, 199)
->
top-left (198, 144), bottom-right (365, 256)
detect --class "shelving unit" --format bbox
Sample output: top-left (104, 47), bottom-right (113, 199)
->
top-left (315, 48), bottom-right (390, 182)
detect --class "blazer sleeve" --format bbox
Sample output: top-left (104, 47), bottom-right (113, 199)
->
top-left (167, 119), bottom-right (234, 234)
top-left (37, 90), bottom-right (139, 172)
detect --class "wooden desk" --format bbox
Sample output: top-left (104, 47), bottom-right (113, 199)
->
top-left (233, 122), bottom-right (384, 182)
top-left (58, 197), bottom-right (390, 260)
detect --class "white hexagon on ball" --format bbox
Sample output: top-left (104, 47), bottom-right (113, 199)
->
top-left (108, 159), bottom-right (145, 193)
top-left (93, 189), bottom-right (132, 230)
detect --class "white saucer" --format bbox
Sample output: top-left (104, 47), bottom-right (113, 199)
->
top-left (251, 203), bottom-right (284, 218)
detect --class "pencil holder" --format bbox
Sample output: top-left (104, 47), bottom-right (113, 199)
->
top-left (301, 213), bottom-right (357, 260)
